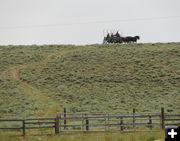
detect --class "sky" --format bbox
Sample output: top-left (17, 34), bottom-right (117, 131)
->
top-left (0, 0), bottom-right (180, 45)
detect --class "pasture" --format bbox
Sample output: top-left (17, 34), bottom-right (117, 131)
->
top-left (0, 43), bottom-right (180, 120)
top-left (0, 131), bottom-right (164, 141)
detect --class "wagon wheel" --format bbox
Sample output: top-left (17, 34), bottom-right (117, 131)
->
top-left (103, 37), bottom-right (108, 44)
top-left (103, 40), bottom-right (108, 44)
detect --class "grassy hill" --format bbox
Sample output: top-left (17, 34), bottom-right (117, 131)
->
top-left (0, 43), bottom-right (180, 118)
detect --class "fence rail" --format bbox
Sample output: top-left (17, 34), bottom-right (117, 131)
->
top-left (0, 107), bottom-right (180, 136)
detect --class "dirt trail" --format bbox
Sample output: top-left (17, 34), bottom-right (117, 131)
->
top-left (0, 47), bottom-right (84, 117)
top-left (0, 64), bottom-right (62, 117)
top-left (0, 51), bottom-right (68, 117)
top-left (20, 82), bottom-right (62, 117)
top-left (1, 66), bottom-right (22, 80)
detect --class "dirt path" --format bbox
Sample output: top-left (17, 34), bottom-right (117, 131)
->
top-left (0, 47), bottom-right (85, 117)
top-left (20, 83), bottom-right (62, 117)
top-left (1, 66), bottom-right (22, 80)
top-left (0, 64), bottom-right (62, 117)
top-left (0, 51), bottom-right (68, 117)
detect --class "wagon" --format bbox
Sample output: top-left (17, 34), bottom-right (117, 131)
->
top-left (103, 36), bottom-right (123, 44)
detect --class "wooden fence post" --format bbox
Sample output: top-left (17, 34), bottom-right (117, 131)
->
top-left (104, 114), bottom-right (107, 131)
top-left (133, 108), bottom-right (136, 130)
top-left (22, 120), bottom-right (25, 136)
top-left (59, 114), bottom-right (61, 132)
top-left (86, 117), bottom-right (89, 132)
top-left (82, 114), bottom-right (84, 132)
top-left (120, 117), bottom-right (123, 131)
top-left (55, 115), bottom-right (59, 134)
top-left (161, 107), bottom-right (165, 130)
top-left (108, 114), bottom-right (110, 131)
top-left (148, 115), bottom-right (152, 130)
top-left (64, 108), bottom-right (66, 129)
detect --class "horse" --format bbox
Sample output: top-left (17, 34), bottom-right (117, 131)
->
top-left (122, 36), bottom-right (140, 43)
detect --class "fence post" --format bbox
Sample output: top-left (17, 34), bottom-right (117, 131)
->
top-left (148, 115), bottom-right (152, 130)
top-left (59, 114), bottom-right (61, 132)
top-left (108, 114), bottom-right (110, 131)
top-left (133, 108), bottom-right (136, 130)
top-left (82, 114), bottom-right (84, 132)
top-left (64, 108), bottom-right (66, 129)
top-left (22, 120), bottom-right (25, 136)
top-left (104, 114), bottom-right (107, 131)
top-left (55, 115), bottom-right (59, 134)
top-left (161, 107), bottom-right (165, 130)
top-left (86, 116), bottom-right (89, 132)
top-left (120, 117), bottom-right (123, 131)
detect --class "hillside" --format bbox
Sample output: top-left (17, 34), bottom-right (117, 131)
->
top-left (0, 43), bottom-right (180, 118)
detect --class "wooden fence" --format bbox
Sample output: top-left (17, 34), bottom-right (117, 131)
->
top-left (0, 108), bottom-right (180, 136)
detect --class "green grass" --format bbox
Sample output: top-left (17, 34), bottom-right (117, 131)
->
top-left (0, 43), bottom-right (180, 119)
top-left (0, 131), bottom-right (164, 141)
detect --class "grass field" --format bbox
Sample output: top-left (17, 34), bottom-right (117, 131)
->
top-left (0, 43), bottom-right (180, 119)
top-left (0, 130), bottom-right (164, 141)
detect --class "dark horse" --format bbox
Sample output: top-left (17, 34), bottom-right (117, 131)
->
top-left (122, 36), bottom-right (140, 43)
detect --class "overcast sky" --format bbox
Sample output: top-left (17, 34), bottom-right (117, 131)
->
top-left (0, 0), bottom-right (180, 45)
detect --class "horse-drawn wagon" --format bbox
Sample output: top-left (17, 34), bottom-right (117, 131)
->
top-left (103, 31), bottom-right (140, 44)
top-left (103, 35), bottom-right (123, 44)
top-left (103, 32), bottom-right (122, 44)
